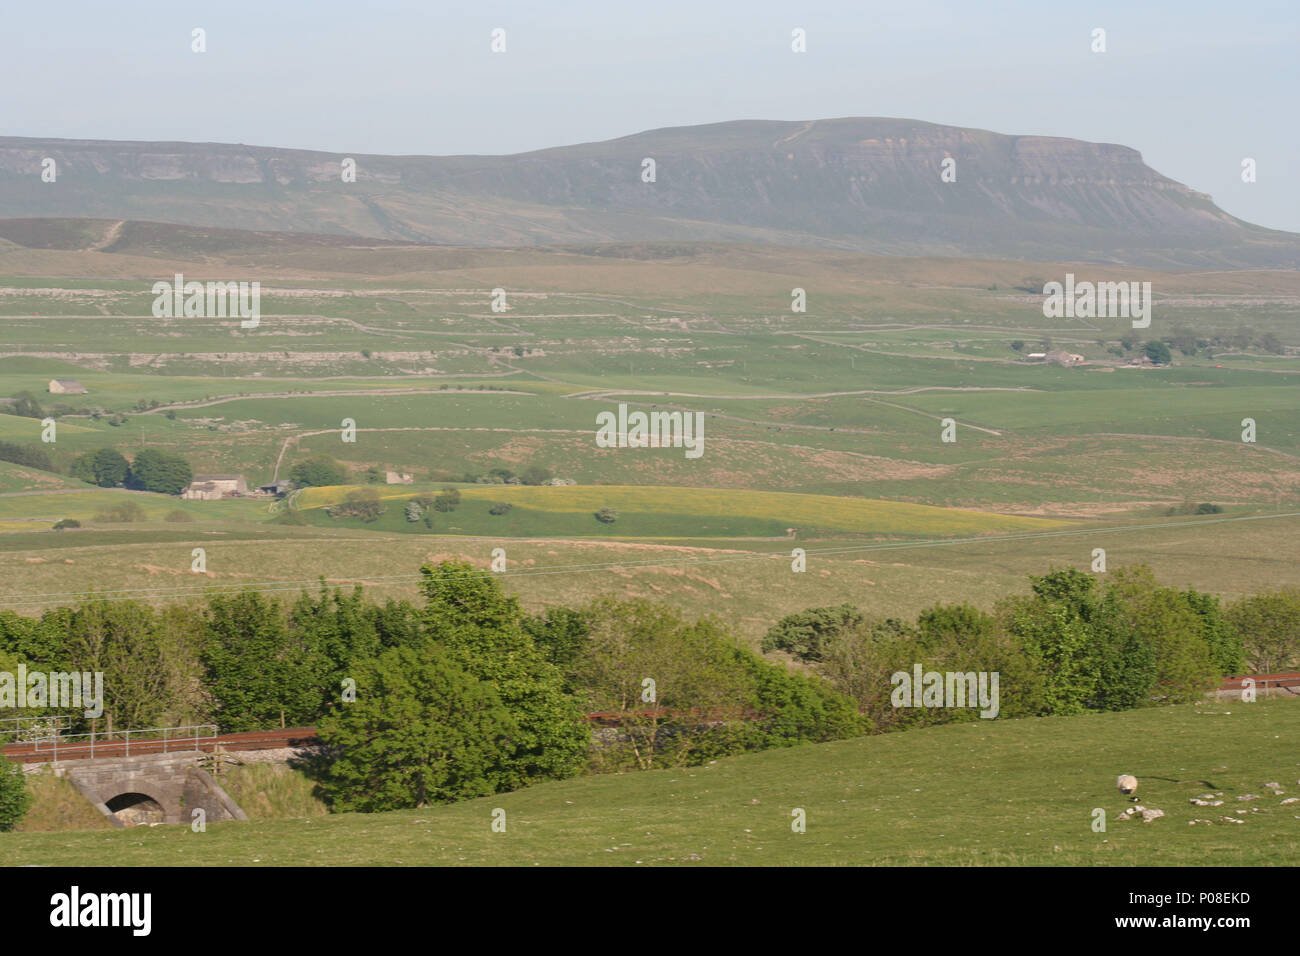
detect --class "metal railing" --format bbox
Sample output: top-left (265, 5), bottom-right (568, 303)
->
top-left (0, 715), bottom-right (72, 742)
top-left (28, 724), bottom-right (219, 765)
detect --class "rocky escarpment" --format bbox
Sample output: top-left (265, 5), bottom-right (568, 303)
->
top-left (0, 117), bottom-right (1295, 267)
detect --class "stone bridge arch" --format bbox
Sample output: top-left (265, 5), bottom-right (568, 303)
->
top-left (105, 791), bottom-right (168, 826)
top-left (58, 752), bottom-right (248, 828)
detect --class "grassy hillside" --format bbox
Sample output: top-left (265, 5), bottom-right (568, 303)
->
top-left (4, 699), bottom-right (1295, 865)
top-left (1, 511), bottom-right (1296, 643)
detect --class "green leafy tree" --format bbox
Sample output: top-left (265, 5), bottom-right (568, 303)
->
top-left (1104, 567), bottom-right (1218, 702)
top-left (817, 619), bottom-right (919, 731)
top-left (432, 488), bottom-right (461, 512)
top-left (1003, 600), bottom-right (1096, 715)
top-left (8, 391), bottom-right (44, 419)
top-left (68, 455), bottom-right (96, 486)
top-left (762, 603), bottom-right (865, 662)
top-left (995, 571), bottom-right (1153, 713)
top-left (150, 602), bottom-right (212, 726)
top-left (520, 465), bottom-right (552, 485)
top-left (998, 570), bottom-right (1112, 715)
top-left (990, 569), bottom-right (1147, 714)
top-left (289, 456), bottom-right (349, 488)
top-left (1089, 597), bottom-right (1156, 712)
top-left (1182, 588), bottom-right (1246, 675)
top-left (1143, 340), bottom-right (1172, 364)
top-left (0, 754), bottom-right (31, 831)
top-left (315, 644), bottom-right (515, 811)
top-left (1225, 588), bottom-right (1300, 673)
top-left (419, 561), bottom-right (588, 789)
top-left (0, 610), bottom-right (65, 667)
top-left (733, 650), bottom-right (868, 748)
top-left (127, 449), bottom-right (193, 495)
top-left (914, 602), bottom-right (1050, 719)
top-left (200, 591), bottom-right (324, 732)
top-left (567, 598), bottom-right (757, 770)
top-left (523, 606), bottom-right (591, 688)
top-left (59, 600), bottom-right (170, 731)
top-left (1258, 332), bottom-right (1284, 354)
top-left (74, 448), bottom-right (129, 487)
top-left (0, 648), bottom-right (55, 724)
top-left (288, 584), bottom-right (384, 704)
top-left (329, 488), bottom-right (384, 521)
top-left (0, 442), bottom-right (53, 471)
top-left (370, 598), bottom-right (424, 651)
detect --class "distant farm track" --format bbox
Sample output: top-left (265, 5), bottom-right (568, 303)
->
top-left (563, 386), bottom-right (1039, 400)
top-left (144, 386), bottom-right (531, 414)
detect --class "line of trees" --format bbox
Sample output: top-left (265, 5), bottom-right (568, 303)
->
top-left (69, 447), bottom-right (193, 494)
top-left (763, 566), bottom-right (1295, 732)
top-left (288, 457), bottom-right (557, 491)
top-left (2, 563), bottom-right (1296, 816)
top-left (0, 562), bottom-right (863, 812)
top-left (0, 440), bottom-right (193, 495)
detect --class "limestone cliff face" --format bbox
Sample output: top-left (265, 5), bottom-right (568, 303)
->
top-left (0, 118), bottom-right (1293, 267)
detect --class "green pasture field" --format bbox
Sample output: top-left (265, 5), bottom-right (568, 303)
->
top-left (295, 483), bottom-right (1063, 535)
top-left (0, 242), bottom-right (1295, 623)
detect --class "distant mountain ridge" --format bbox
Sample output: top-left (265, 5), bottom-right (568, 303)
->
top-left (1, 117), bottom-right (1296, 268)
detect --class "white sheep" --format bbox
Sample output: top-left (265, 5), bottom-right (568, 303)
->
top-left (1117, 774), bottom-right (1138, 798)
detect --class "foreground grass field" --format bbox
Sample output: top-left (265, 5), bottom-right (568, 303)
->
top-left (3, 699), bottom-right (1295, 866)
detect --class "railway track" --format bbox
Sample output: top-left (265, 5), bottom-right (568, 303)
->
top-left (1, 727), bottom-right (321, 763)
top-left (6, 675), bottom-right (1295, 763)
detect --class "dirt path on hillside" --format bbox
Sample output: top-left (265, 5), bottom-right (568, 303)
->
top-left (88, 220), bottom-right (126, 252)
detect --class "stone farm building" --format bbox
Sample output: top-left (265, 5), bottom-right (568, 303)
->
top-left (48, 379), bottom-right (88, 394)
top-left (1025, 350), bottom-right (1085, 367)
top-left (182, 474), bottom-right (247, 500)
top-left (1045, 349), bottom-right (1086, 367)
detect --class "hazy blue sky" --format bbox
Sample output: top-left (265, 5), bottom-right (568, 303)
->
top-left (4, 0), bottom-right (1297, 231)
